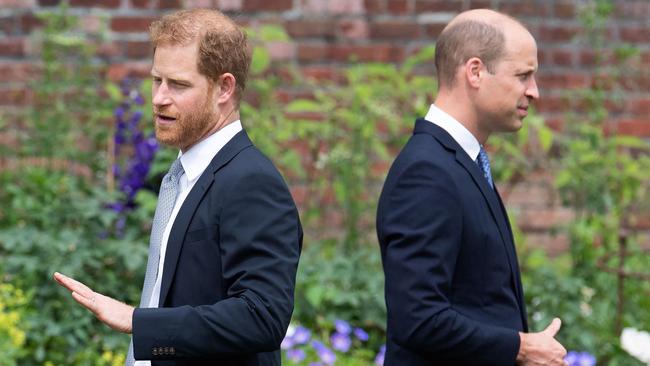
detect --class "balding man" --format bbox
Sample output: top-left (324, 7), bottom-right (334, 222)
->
top-left (55, 9), bottom-right (302, 366)
top-left (377, 9), bottom-right (567, 366)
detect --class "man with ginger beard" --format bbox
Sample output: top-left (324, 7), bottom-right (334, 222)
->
top-left (55, 9), bottom-right (302, 366)
top-left (377, 9), bottom-right (568, 366)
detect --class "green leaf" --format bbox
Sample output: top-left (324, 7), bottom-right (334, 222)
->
top-left (250, 46), bottom-right (271, 74)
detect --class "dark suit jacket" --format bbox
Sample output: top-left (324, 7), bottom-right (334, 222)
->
top-left (376, 119), bottom-right (528, 366)
top-left (132, 130), bottom-right (303, 366)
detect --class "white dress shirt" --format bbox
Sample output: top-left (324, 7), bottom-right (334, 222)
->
top-left (424, 104), bottom-right (481, 161)
top-left (135, 120), bottom-right (242, 366)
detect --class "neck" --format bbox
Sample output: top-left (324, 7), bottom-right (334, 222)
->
top-left (434, 89), bottom-right (489, 145)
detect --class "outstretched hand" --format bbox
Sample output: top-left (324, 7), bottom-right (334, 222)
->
top-left (54, 272), bottom-right (134, 334)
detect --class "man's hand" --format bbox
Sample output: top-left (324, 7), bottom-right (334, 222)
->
top-left (516, 318), bottom-right (568, 366)
top-left (54, 272), bottom-right (134, 334)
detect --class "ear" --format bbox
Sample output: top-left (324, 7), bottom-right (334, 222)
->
top-left (464, 57), bottom-right (484, 89)
top-left (215, 73), bottom-right (237, 104)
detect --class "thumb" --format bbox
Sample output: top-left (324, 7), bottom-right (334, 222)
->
top-left (543, 318), bottom-right (562, 337)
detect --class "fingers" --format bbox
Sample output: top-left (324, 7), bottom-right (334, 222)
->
top-left (543, 317), bottom-right (562, 337)
top-left (71, 290), bottom-right (97, 312)
top-left (54, 272), bottom-right (97, 310)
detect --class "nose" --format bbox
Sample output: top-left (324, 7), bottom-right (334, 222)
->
top-left (525, 76), bottom-right (540, 100)
top-left (152, 81), bottom-right (171, 107)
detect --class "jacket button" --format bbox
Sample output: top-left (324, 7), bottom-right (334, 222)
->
top-left (165, 347), bottom-right (170, 355)
top-left (170, 346), bottom-right (175, 355)
top-left (152, 347), bottom-right (158, 356)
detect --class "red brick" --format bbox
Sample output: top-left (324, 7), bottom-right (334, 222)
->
top-left (130, 0), bottom-right (150, 7)
top-left (38, 0), bottom-right (60, 5)
top-left (538, 73), bottom-right (589, 89)
top-left (387, 0), bottom-right (409, 14)
top-left (297, 43), bottom-right (328, 62)
top-left (216, 0), bottom-right (241, 10)
top-left (97, 42), bottom-right (122, 58)
top-left (0, 89), bottom-right (28, 105)
top-left (289, 185), bottom-right (307, 207)
top-left (535, 95), bottom-right (569, 114)
top-left (616, 119), bottom-right (650, 137)
top-left (1, 0), bottom-right (35, 8)
top-left (498, 1), bottom-right (550, 17)
top-left (554, 1), bottom-right (575, 18)
top-left (425, 23), bottom-right (446, 38)
top-left (619, 74), bottom-right (650, 92)
top-left (369, 21), bottom-right (421, 39)
top-left (243, 0), bottom-right (292, 11)
top-left (0, 63), bottom-right (37, 82)
top-left (111, 16), bottom-right (157, 32)
top-left (160, 0), bottom-right (182, 8)
top-left (124, 41), bottom-right (153, 58)
top-left (20, 13), bottom-right (43, 32)
top-left (0, 38), bottom-right (25, 57)
top-left (620, 26), bottom-right (650, 43)
top-left (301, 65), bottom-right (344, 82)
top-left (538, 25), bottom-right (579, 42)
top-left (285, 20), bottom-right (336, 39)
top-left (339, 19), bottom-right (368, 40)
top-left (0, 16), bottom-right (18, 35)
top-left (329, 44), bottom-right (404, 63)
top-left (364, 0), bottom-right (383, 14)
top-left (70, 0), bottom-right (120, 7)
top-left (518, 207), bottom-right (574, 231)
top-left (106, 62), bottom-right (152, 82)
top-left (579, 50), bottom-right (598, 66)
top-left (415, 0), bottom-right (462, 12)
top-left (551, 49), bottom-right (573, 66)
top-left (526, 233), bottom-right (569, 257)
top-left (467, 0), bottom-right (491, 9)
top-left (627, 99), bottom-right (650, 115)
top-left (267, 41), bottom-right (295, 61)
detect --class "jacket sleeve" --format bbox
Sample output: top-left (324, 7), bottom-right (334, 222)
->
top-left (377, 158), bottom-right (520, 365)
top-left (132, 165), bottom-right (302, 359)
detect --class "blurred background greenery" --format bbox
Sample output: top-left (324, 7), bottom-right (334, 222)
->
top-left (1, 1), bottom-right (649, 365)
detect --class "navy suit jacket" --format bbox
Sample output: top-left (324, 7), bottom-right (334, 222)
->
top-left (132, 130), bottom-right (303, 366)
top-left (377, 119), bottom-right (528, 365)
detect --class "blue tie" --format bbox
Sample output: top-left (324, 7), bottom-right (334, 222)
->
top-left (476, 146), bottom-right (494, 189)
top-left (126, 158), bottom-right (184, 366)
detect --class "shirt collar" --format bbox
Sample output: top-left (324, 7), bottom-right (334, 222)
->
top-left (178, 120), bottom-right (243, 182)
top-left (424, 104), bottom-right (481, 161)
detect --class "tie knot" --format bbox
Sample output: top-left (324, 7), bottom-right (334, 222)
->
top-left (167, 158), bottom-right (184, 181)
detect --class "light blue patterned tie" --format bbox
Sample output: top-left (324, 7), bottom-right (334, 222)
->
top-left (476, 146), bottom-right (494, 189)
top-left (126, 158), bottom-right (184, 366)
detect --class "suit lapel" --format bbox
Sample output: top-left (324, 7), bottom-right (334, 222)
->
top-left (158, 130), bottom-right (253, 306)
top-left (416, 119), bottom-right (521, 298)
top-left (494, 186), bottom-right (529, 331)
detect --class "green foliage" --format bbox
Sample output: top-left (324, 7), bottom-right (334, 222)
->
top-left (0, 283), bottom-right (29, 366)
top-left (0, 4), bottom-right (147, 365)
top-left (519, 1), bottom-right (650, 365)
top-left (21, 1), bottom-right (112, 171)
top-left (294, 241), bottom-right (385, 334)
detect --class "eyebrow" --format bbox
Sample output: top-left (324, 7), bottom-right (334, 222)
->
top-left (150, 71), bottom-right (191, 84)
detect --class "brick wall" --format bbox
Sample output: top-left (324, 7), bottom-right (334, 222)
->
top-left (1, 0), bottom-right (649, 252)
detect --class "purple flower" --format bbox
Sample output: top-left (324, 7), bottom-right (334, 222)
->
top-left (286, 348), bottom-right (306, 363)
top-left (308, 363), bottom-right (324, 366)
top-left (334, 319), bottom-right (351, 335)
top-left (565, 351), bottom-right (596, 366)
top-left (293, 326), bottom-right (311, 345)
top-left (280, 336), bottom-right (295, 350)
top-left (312, 341), bottom-right (336, 365)
top-left (353, 327), bottom-right (369, 341)
top-left (330, 332), bottom-right (351, 352)
top-left (374, 344), bottom-right (386, 366)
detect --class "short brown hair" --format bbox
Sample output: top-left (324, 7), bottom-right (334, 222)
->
top-left (149, 9), bottom-right (251, 104)
top-left (434, 20), bottom-right (505, 89)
